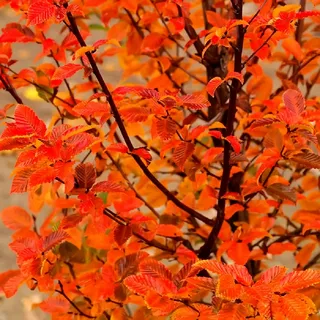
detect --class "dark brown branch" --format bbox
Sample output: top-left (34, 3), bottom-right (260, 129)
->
top-left (103, 207), bottom-right (175, 253)
top-left (198, 0), bottom-right (245, 259)
top-left (0, 70), bottom-right (23, 104)
top-left (292, 0), bottom-right (306, 83)
top-left (303, 252), bottom-right (320, 270)
top-left (56, 280), bottom-right (95, 319)
top-left (66, 11), bottom-right (212, 226)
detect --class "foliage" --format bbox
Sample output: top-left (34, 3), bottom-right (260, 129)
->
top-left (0, 0), bottom-right (320, 319)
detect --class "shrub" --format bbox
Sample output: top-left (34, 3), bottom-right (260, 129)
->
top-left (0, 0), bottom-right (320, 319)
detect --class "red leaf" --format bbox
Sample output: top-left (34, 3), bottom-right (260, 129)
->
top-left (173, 141), bottom-right (195, 170)
top-left (283, 89), bottom-right (305, 116)
top-left (225, 136), bottom-right (241, 154)
top-left (91, 181), bottom-right (126, 193)
top-left (75, 163), bottom-right (96, 189)
top-left (194, 260), bottom-right (253, 286)
top-left (190, 125), bottom-right (207, 140)
top-left (169, 17), bottom-right (185, 34)
top-left (206, 77), bottom-right (223, 97)
top-left (14, 105), bottom-right (47, 137)
top-left (209, 130), bottom-right (222, 139)
top-left (141, 33), bottom-right (166, 53)
top-left (113, 86), bottom-right (160, 99)
top-left (114, 225), bottom-right (132, 247)
top-left (132, 147), bottom-right (152, 163)
top-left (0, 137), bottom-right (33, 152)
top-left (29, 166), bottom-right (56, 188)
top-left (11, 167), bottom-right (34, 194)
top-left (1, 206), bottom-right (32, 230)
top-left (106, 143), bottom-right (129, 153)
top-left (155, 118), bottom-right (177, 141)
top-left (180, 94), bottom-right (210, 110)
top-left (124, 274), bottom-right (177, 295)
top-left (40, 230), bottom-right (69, 252)
top-left (120, 106), bottom-right (151, 122)
top-left (51, 63), bottom-right (83, 87)
top-left (249, 117), bottom-right (277, 129)
top-left (27, 1), bottom-right (56, 25)
top-left (139, 259), bottom-right (173, 281)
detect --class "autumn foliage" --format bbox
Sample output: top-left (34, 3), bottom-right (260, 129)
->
top-left (1, 0), bottom-right (320, 319)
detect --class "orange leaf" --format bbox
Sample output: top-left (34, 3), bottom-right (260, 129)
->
top-left (0, 270), bottom-right (24, 298)
top-left (27, 1), bottom-right (55, 25)
top-left (120, 106), bottom-right (151, 122)
top-left (295, 242), bottom-right (317, 268)
top-left (155, 118), bottom-right (177, 141)
top-left (194, 260), bottom-right (253, 286)
top-left (268, 242), bottom-right (296, 255)
top-left (139, 259), bottom-right (173, 281)
top-left (141, 33), bottom-right (166, 53)
top-left (180, 94), bottom-right (210, 110)
top-left (173, 142), bottom-right (195, 170)
top-left (281, 269), bottom-right (320, 291)
top-left (14, 104), bottom-right (47, 137)
top-left (1, 206), bottom-right (33, 230)
top-left (227, 242), bottom-right (250, 265)
top-left (51, 63), bottom-right (83, 87)
top-left (156, 224), bottom-right (183, 237)
top-left (106, 143), bottom-right (129, 153)
top-left (225, 135), bottom-right (241, 154)
top-left (217, 303), bottom-right (248, 319)
top-left (282, 38), bottom-right (303, 61)
top-left (91, 181), bottom-right (126, 193)
top-left (225, 71), bottom-right (244, 84)
top-left (39, 296), bottom-right (70, 314)
top-left (29, 166), bottom-right (56, 188)
top-left (206, 77), bottom-right (223, 97)
top-left (225, 204), bottom-right (244, 220)
top-left (124, 274), bottom-right (177, 295)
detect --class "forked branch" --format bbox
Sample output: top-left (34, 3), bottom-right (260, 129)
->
top-left (66, 11), bottom-right (213, 226)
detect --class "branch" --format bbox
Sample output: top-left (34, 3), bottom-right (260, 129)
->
top-left (303, 252), bottom-right (320, 270)
top-left (0, 69), bottom-right (23, 104)
top-left (241, 29), bottom-right (276, 69)
top-left (292, 0), bottom-right (306, 83)
top-left (66, 11), bottom-right (213, 226)
top-left (56, 280), bottom-right (95, 319)
top-left (244, 0), bottom-right (269, 31)
top-left (198, 0), bottom-right (245, 259)
top-left (103, 207), bottom-right (175, 253)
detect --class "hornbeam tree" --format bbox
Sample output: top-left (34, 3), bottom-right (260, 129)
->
top-left (1, 0), bottom-right (320, 319)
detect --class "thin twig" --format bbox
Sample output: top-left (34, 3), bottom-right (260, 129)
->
top-left (56, 280), bottom-right (95, 319)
